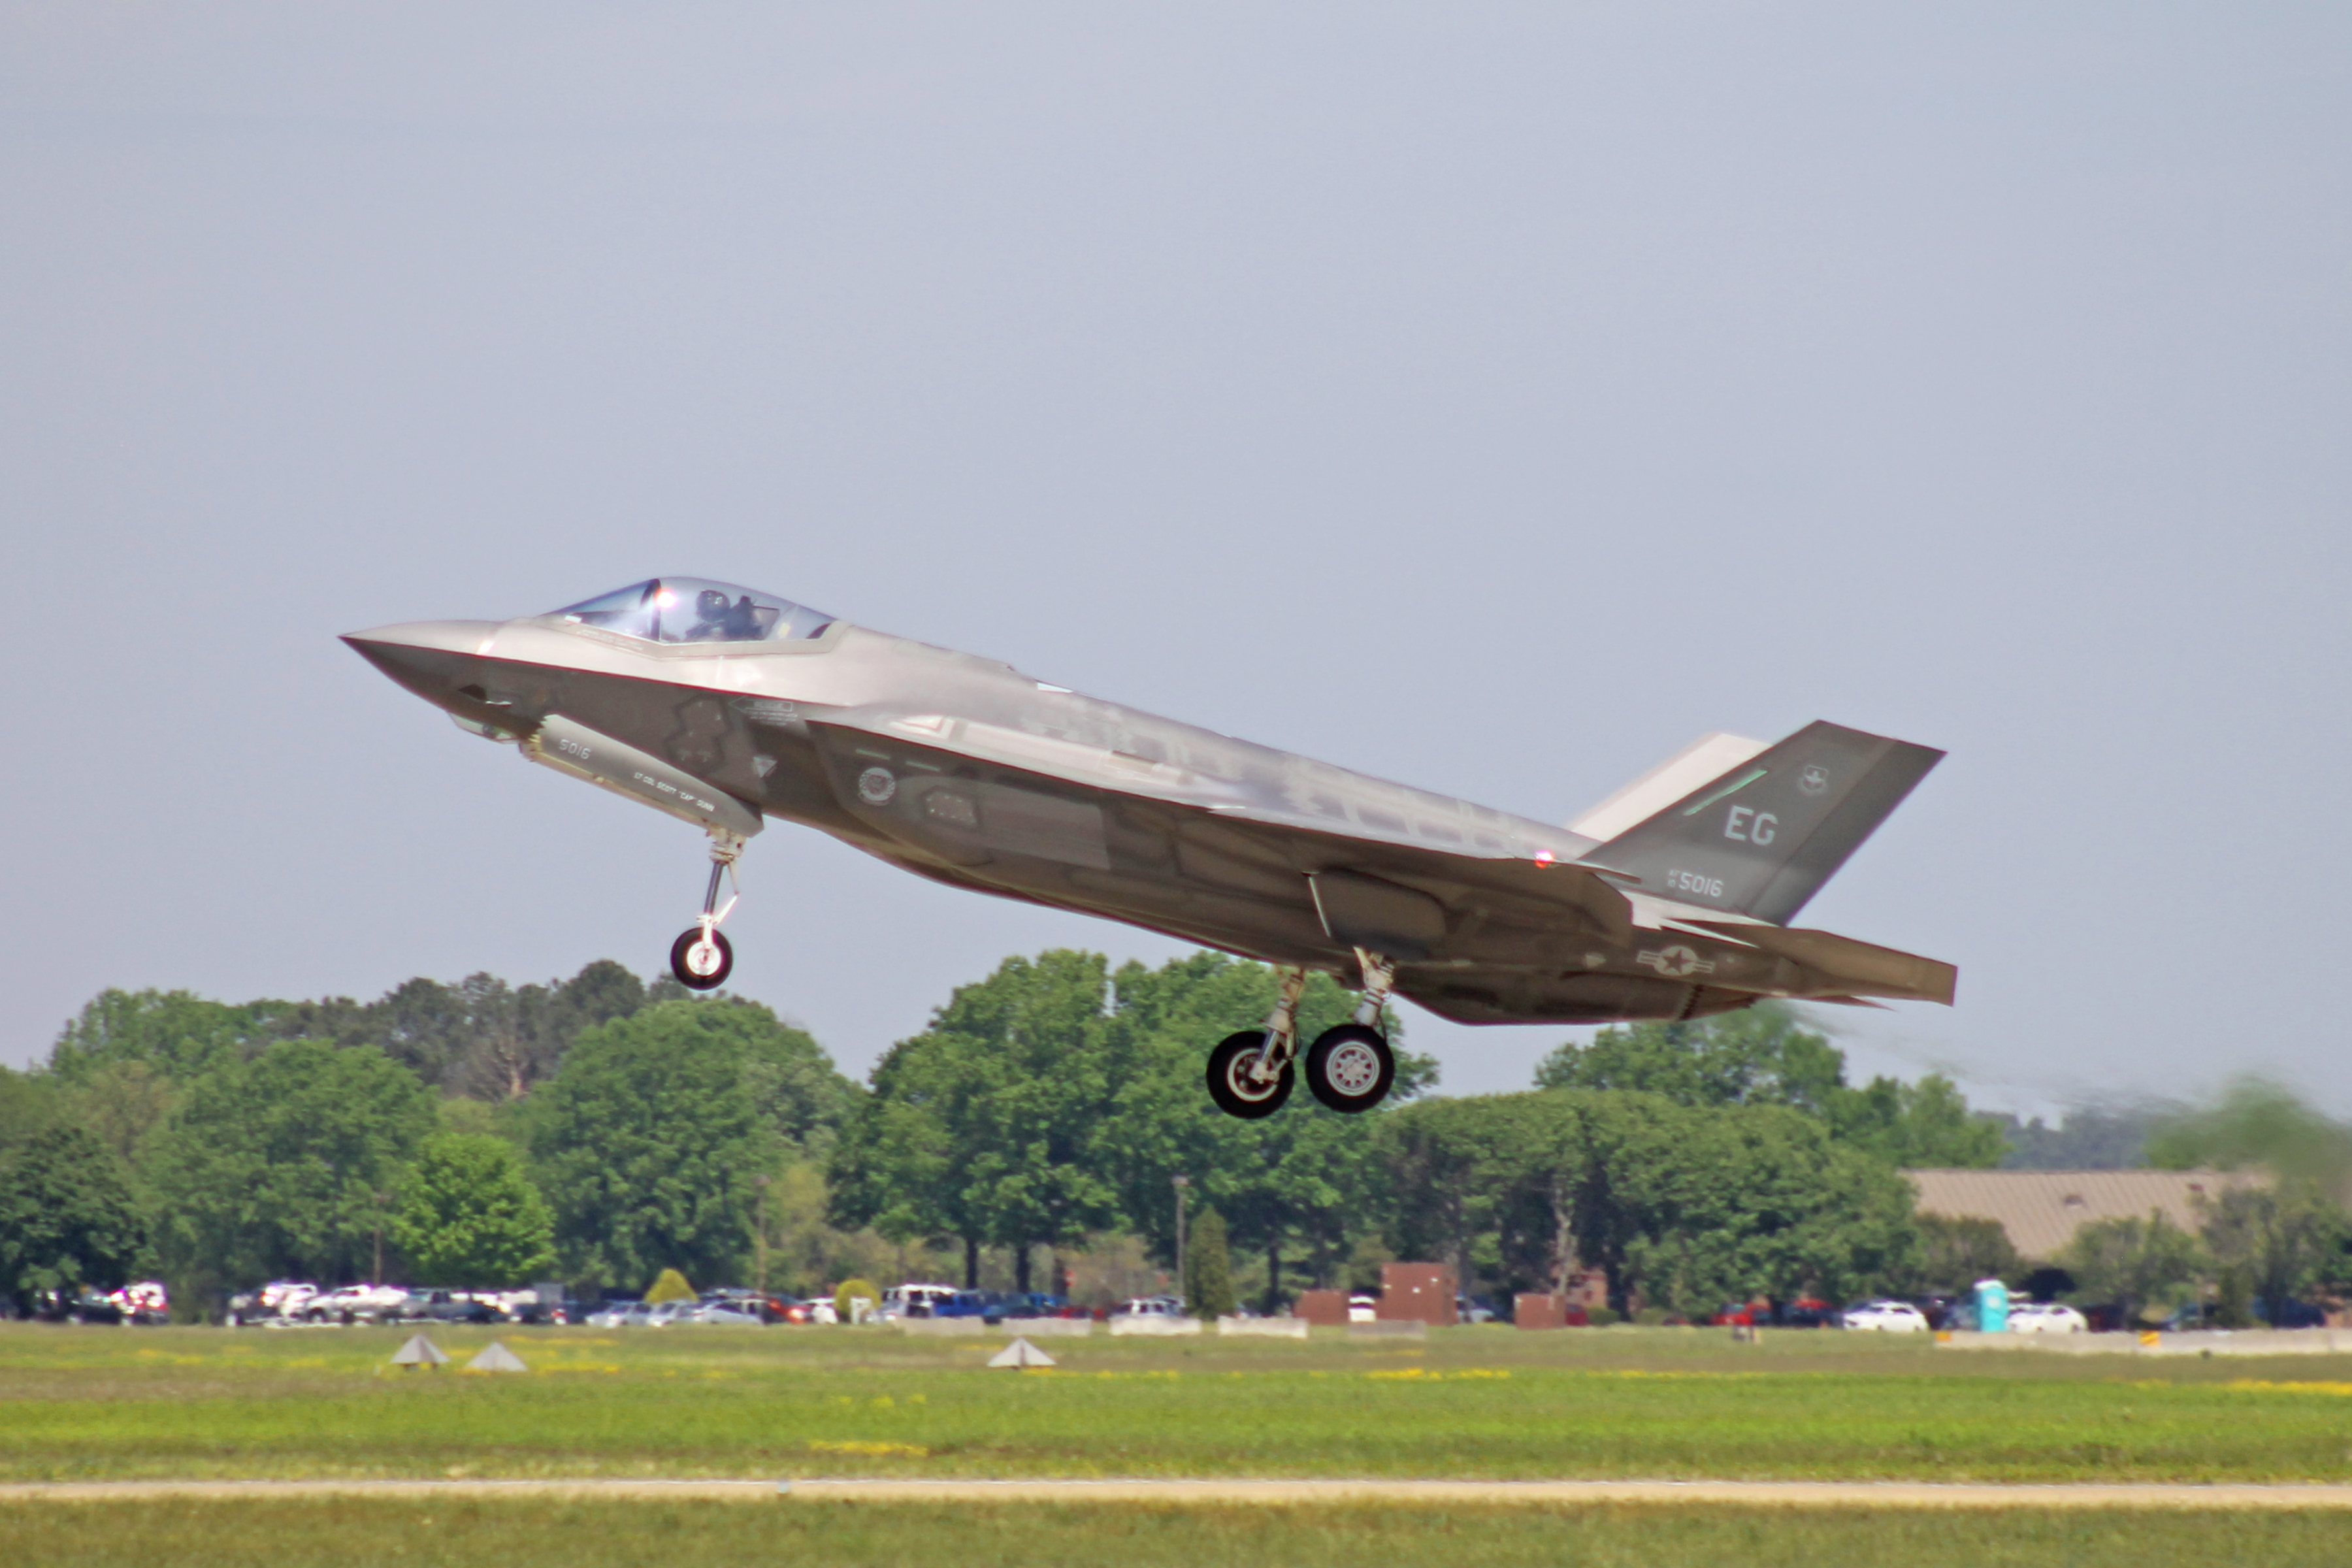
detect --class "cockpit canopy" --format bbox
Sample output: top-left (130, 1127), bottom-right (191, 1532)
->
top-left (549, 579), bottom-right (835, 645)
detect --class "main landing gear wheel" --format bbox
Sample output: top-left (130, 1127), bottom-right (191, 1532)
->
top-left (1206, 1030), bottom-right (1293, 1119)
top-left (670, 926), bottom-right (734, 990)
top-left (1304, 1024), bottom-right (1395, 1113)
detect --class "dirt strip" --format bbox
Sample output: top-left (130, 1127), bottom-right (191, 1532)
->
top-left (5, 1479), bottom-right (2352, 1509)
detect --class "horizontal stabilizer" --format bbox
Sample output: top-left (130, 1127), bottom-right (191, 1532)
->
top-left (1690, 921), bottom-right (1957, 1005)
top-left (1576, 720), bottom-right (1942, 925)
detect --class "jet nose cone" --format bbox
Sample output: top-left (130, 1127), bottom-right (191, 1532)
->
top-left (342, 620), bottom-right (504, 706)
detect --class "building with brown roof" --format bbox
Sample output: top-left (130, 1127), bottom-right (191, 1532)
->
top-left (1902, 1168), bottom-right (2266, 1262)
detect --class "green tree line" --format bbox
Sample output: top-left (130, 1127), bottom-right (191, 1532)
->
top-left (3, 949), bottom-right (2040, 1320)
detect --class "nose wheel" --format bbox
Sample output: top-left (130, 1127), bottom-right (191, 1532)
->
top-left (670, 926), bottom-right (734, 990)
top-left (669, 832), bottom-right (746, 991)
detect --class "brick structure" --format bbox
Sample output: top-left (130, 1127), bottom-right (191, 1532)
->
top-left (1294, 1290), bottom-right (1350, 1327)
top-left (1514, 1293), bottom-right (1567, 1330)
top-left (1561, 1267), bottom-right (1609, 1312)
top-left (1377, 1262), bottom-right (1457, 1326)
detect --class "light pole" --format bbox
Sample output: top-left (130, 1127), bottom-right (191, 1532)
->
top-left (753, 1175), bottom-right (771, 1297)
top-left (1172, 1175), bottom-right (1190, 1305)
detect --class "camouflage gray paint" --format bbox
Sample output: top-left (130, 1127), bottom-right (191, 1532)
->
top-left (346, 579), bottom-right (1952, 1033)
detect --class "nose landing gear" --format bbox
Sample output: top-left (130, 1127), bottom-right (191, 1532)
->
top-left (669, 832), bottom-right (746, 990)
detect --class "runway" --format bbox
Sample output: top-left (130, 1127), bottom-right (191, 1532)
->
top-left (5, 1478), bottom-right (2352, 1509)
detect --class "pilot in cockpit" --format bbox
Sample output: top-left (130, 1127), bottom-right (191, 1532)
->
top-left (687, 589), bottom-right (766, 642)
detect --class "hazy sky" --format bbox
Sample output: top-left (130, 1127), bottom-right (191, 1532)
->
top-left (3, 4), bottom-right (2346, 1112)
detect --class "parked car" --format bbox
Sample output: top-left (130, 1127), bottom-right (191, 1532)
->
top-left (801, 1297), bottom-right (838, 1325)
top-left (686, 1300), bottom-right (764, 1326)
top-left (2261, 1298), bottom-right (2330, 1330)
top-left (879, 1284), bottom-right (960, 1321)
top-left (605, 1299), bottom-right (682, 1328)
top-left (1774, 1296), bottom-right (1838, 1328)
top-left (225, 1281), bottom-right (319, 1326)
top-left (1347, 1294), bottom-right (1378, 1324)
top-left (1458, 1295), bottom-right (1499, 1324)
top-left (31, 1290), bottom-right (123, 1324)
top-left (583, 1299), bottom-right (640, 1328)
top-left (1840, 1299), bottom-right (1930, 1332)
top-left (2007, 1301), bottom-right (2089, 1334)
top-left (507, 1293), bottom-right (579, 1326)
top-left (106, 1281), bottom-right (170, 1324)
top-left (301, 1284), bottom-right (407, 1324)
top-left (1905, 1294), bottom-right (1964, 1330)
top-left (1710, 1301), bottom-right (1765, 1328)
top-left (258, 1281), bottom-right (319, 1315)
top-left (699, 1287), bottom-right (794, 1323)
top-left (1112, 1295), bottom-right (1188, 1320)
top-left (394, 1290), bottom-right (502, 1326)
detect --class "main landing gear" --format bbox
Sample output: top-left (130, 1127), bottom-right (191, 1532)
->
top-left (669, 831), bottom-right (747, 990)
top-left (1204, 951), bottom-right (1398, 1119)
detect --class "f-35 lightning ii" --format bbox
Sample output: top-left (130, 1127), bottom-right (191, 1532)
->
top-left (347, 578), bottom-right (1953, 1119)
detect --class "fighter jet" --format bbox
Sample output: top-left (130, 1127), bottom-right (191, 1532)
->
top-left (346, 578), bottom-right (1953, 1120)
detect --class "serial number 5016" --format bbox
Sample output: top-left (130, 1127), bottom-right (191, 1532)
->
top-left (1666, 869), bottom-right (1725, 898)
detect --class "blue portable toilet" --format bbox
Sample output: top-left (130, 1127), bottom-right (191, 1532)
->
top-left (1974, 1277), bottom-right (2009, 1333)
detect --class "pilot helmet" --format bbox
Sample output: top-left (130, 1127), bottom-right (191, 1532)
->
top-left (694, 589), bottom-right (730, 624)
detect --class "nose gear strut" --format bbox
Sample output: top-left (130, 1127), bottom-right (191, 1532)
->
top-left (669, 830), bottom-right (746, 990)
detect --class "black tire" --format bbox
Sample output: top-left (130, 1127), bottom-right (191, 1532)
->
top-left (1304, 1024), bottom-right (1395, 1113)
top-left (670, 927), bottom-right (734, 989)
top-left (1205, 1030), bottom-right (1292, 1119)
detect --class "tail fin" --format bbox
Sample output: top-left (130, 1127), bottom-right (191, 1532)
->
top-left (1575, 721), bottom-right (1942, 924)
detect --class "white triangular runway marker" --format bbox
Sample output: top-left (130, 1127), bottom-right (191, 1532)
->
top-left (987, 1335), bottom-right (1056, 1368)
top-left (390, 1334), bottom-right (448, 1367)
top-left (466, 1340), bottom-right (528, 1372)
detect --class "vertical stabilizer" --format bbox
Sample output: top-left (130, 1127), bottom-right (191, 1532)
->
top-left (1568, 732), bottom-right (1770, 842)
top-left (1575, 721), bottom-right (1942, 924)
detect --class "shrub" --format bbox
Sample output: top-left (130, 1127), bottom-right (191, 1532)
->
top-left (644, 1267), bottom-right (695, 1303)
top-left (835, 1278), bottom-right (879, 1323)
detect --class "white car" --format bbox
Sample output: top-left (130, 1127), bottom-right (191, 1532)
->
top-left (686, 1301), bottom-right (764, 1326)
top-left (2007, 1301), bottom-right (2089, 1334)
top-left (879, 1284), bottom-right (959, 1322)
top-left (257, 1281), bottom-right (318, 1315)
top-left (1111, 1295), bottom-right (1186, 1320)
top-left (1348, 1294), bottom-right (1378, 1324)
top-left (301, 1284), bottom-right (407, 1323)
top-left (1840, 1299), bottom-right (1930, 1332)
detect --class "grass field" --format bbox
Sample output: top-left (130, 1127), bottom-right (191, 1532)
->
top-left (5, 1497), bottom-right (2352, 1567)
top-left (7, 1321), bottom-right (2352, 1484)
